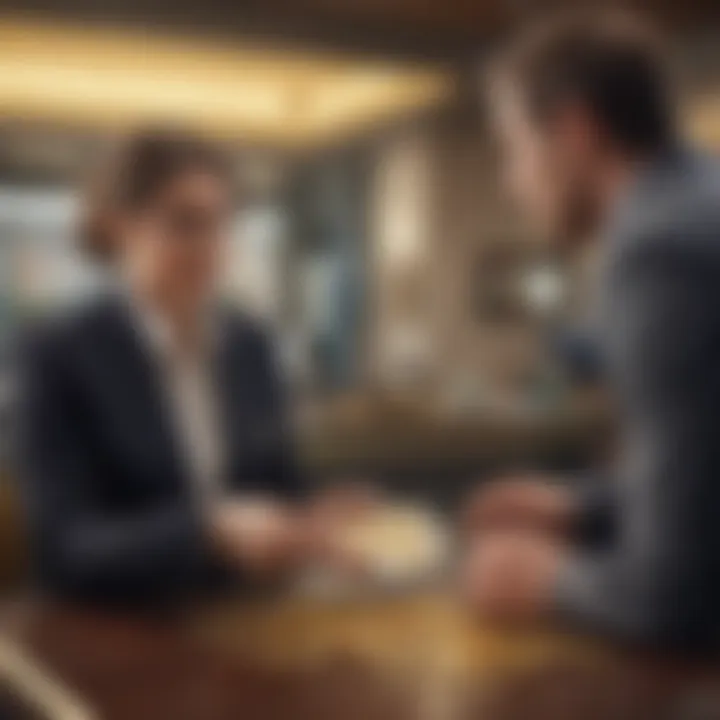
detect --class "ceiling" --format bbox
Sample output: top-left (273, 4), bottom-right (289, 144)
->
top-left (0, 2), bottom-right (715, 150)
top-left (0, 17), bottom-right (454, 148)
top-left (0, 0), bottom-right (716, 59)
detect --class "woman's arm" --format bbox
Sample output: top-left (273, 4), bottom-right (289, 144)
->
top-left (18, 329), bottom-right (210, 602)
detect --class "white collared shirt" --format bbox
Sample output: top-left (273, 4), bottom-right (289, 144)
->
top-left (132, 303), bottom-right (225, 505)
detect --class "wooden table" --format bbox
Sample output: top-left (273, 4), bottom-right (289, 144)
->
top-left (1, 592), bottom-right (720, 720)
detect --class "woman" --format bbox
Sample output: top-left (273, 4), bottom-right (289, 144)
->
top-left (18, 129), bottom-right (361, 604)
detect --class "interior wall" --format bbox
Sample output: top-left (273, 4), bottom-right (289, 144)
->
top-left (367, 114), bottom-right (549, 408)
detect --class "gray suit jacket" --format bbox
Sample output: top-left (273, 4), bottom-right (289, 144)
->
top-left (556, 148), bottom-right (720, 651)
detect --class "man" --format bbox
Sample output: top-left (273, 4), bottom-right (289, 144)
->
top-left (462, 10), bottom-right (720, 650)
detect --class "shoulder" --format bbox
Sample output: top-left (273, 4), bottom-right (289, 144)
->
top-left (217, 305), bottom-right (281, 367)
top-left (219, 305), bottom-right (271, 345)
top-left (612, 154), bottom-right (720, 275)
top-left (217, 307), bottom-right (286, 391)
top-left (18, 293), bottom-right (128, 370)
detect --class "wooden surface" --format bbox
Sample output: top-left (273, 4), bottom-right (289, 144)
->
top-left (2, 592), bottom-right (720, 720)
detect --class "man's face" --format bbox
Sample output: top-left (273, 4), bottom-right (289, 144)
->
top-left (492, 83), bottom-right (602, 247)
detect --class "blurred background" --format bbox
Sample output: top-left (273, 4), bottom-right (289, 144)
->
top-left (0, 0), bottom-right (717, 518)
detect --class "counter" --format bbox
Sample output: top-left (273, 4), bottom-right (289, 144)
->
top-left (1, 591), bottom-right (717, 720)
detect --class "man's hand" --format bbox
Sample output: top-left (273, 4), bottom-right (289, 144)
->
top-left (463, 478), bottom-right (575, 538)
top-left (460, 532), bottom-right (566, 622)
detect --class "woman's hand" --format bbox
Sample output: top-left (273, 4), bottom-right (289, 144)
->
top-left (210, 484), bottom-right (380, 578)
top-left (308, 481), bottom-right (380, 527)
top-left (300, 482), bottom-right (381, 576)
top-left (210, 499), bottom-right (305, 576)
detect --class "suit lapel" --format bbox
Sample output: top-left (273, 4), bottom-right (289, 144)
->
top-left (101, 297), bottom-right (189, 488)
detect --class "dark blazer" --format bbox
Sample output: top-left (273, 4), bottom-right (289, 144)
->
top-left (556, 148), bottom-right (720, 651)
top-left (16, 294), bottom-right (301, 604)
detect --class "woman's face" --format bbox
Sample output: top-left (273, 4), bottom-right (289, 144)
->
top-left (120, 169), bottom-right (231, 314)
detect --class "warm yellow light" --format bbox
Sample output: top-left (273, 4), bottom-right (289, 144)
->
top-left (0, 17), bottom-right (454, 146)
top-left (687, 93), bottom-right (720, 149)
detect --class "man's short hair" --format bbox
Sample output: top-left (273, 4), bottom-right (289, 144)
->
top-left (490, 9), bottom-right (676, 154)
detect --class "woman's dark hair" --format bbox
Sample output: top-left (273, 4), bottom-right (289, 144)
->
top-left (489, 9), bottom-right (675, 155)
top-left (81, 128), bottom-right (231, 261)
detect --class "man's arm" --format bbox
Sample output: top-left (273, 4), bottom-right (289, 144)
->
top-left (555, 239), bottom-right (720, 648)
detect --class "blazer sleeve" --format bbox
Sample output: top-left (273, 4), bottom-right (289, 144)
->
top-left (555, 240), bottom-right (720, 649)
top-left (17, 330), bottom-right (210, 602)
